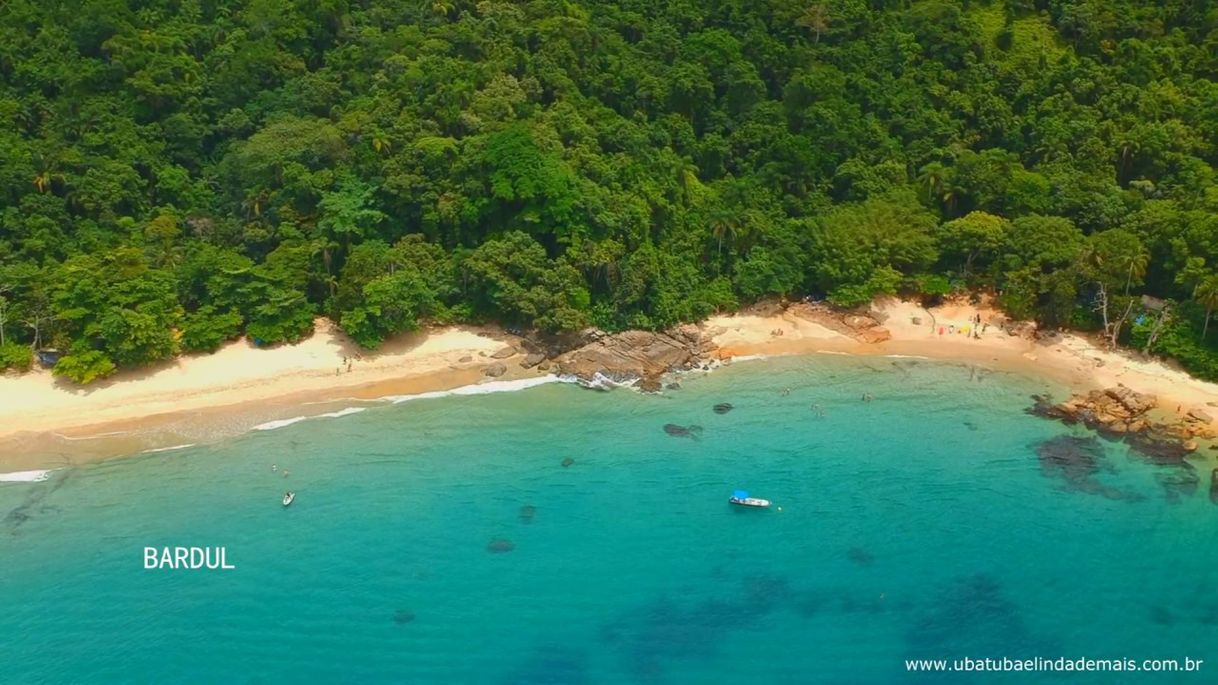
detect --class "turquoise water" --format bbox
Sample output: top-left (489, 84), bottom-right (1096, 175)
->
top-left (2, 356), bottom-right (1217, 683)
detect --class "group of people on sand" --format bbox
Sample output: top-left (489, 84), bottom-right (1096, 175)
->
top-left (336, 353), bottom-right (363, 376)
top-left (938, 313), bottom-right (989, 340)
top-left (770, 328), bottom-right (786, 337)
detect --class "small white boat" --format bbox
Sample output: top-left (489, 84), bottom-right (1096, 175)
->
top-left (282, 491), bottom-right (295, 507)
top-left (729, 490), bottom-right (771, 508)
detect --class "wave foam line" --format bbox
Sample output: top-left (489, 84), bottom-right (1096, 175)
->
top-left (385, 375), bottom-right (567, 404)
top-left (252, 406), bottom-right (367, 431)
top-left (727, 354), bottom-right (769, 363)
top-left (0, 469), bottom-right (54, 483)
top-left (141, 443), bottom-right (196, 454)
top-left (883, 354), bottom-right (930, 360)
top-left (52, 430), bottom-right (131, 441)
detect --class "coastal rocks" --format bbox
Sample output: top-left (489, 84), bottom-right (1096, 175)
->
top-left (1028, 386), bottom-right (1209, 462)
top-left (553, 327), bottom-right (718, 389)
top-left (638, 377), bottom-right (663, 393)
top-left (713, 403), bottom-right (734, 414)
top-left (487, 538), bottom-right (515, 553)
top-left (520, 352), bottom-right (546, 369)
top-left (483, 363), bottom-right (507, 378)
top-left (458, 355), bottom-right (473, 363)
top-left (491, 346), bottom-right (517, 359)
top-left (857, 326), bottom-right (891, 344)
top-left (787, 302), bottom-right (890, 343)
top-left (663, 423), bottom-right (703, 439)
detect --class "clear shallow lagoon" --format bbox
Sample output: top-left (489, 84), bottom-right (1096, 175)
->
top-left (2, 356), bottom-right (1216, 683)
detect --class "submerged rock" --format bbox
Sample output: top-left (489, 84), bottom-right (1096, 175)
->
top-left (847, 547), bottom-right (875, 566)
top-left (1211, 469), bottom-right (1218, 505)
top-left (561, 457), bottom-right (575, 468)
top-left (519, 504), bottom-right (537, 523)
top-left (713, 403), bottom-right (734, 414)
top-left (487, 538), bottom-right (515, 553)
top-left (663, 423), bottom-right (691, 437)
top-left (663, 423), bottom-right (703, 440)
top-left (637, 376), bottom-right (663, 393)
top-left (393, 608), bottom-right (416, 625)
top-left (1034, 435), bottom-right (1135, 501)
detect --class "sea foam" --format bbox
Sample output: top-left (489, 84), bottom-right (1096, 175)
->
top-left (385, 376), bottom-right (567, 403)
top-left (0, 469), bottom-right (54, 483)
top-left (141, 443), bottom-right (197, 454)
top-left (252, 407), bottom-right (367, 431)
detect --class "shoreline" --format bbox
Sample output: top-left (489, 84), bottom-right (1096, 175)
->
top-left (5, 300), bottom-right (1218, 472)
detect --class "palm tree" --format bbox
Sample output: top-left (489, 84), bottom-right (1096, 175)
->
top-left (796, 5), bottom-right (830, 43)
top-left (1122, 248), bottom-right (1149, 295)
top-left (1195, 274), bottom-right (1218, 338)
top-left (708, 209), bottom-right (737, 261)
top-left (916, 162), bottom-right (948, 204)
top-left (674, 159), bottom-right (701, 206)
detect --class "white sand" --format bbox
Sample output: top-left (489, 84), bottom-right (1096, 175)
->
top-left (706, 297), bottom-right (1218, 432)
top-left (0, 319), bottom-right (507, 440)
top-left (6, 300), bottom-right (1218, 467)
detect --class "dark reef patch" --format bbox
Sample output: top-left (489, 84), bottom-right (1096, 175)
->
top-left (662, 423), bottom-right (703, 440)
top-left (905, 573), bottom-right (1058, 661)
top-left (393, 608), bottom-right (416, 625)
top-left (1033, 435), bottom-right (1139, 501)
top-left (712, 403), bottom-right (734, 414)
top-left (498, 644), bottom-right (589, 684)
top-left (561, 457), bottom-right (575, 468)
top-left (487, 538), bottom-right (515, 553)
top-left (847, 547), bottom-right (875, 566)
top-left (519, 504), bottom-right (537, 523)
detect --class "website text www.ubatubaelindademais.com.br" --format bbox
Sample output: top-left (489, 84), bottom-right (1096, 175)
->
top-left (905, 656), bottom-right (1204, 675)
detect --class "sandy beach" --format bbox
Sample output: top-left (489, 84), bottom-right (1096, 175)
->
top-left (709, 297), bottom-right (1218, 436)
top-left (0, 319), bottom-right (544, 471)
top-left (5, 299), bottom-right (1218, 471)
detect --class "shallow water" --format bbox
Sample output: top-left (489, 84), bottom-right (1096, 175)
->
top-left (2, 356), bottom-right (1216, 683)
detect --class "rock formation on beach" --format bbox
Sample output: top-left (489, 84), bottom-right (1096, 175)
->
top-left (783, 302), bottom-right (892, 343)
top-left (554, 325), bottom-right (718, 389)
top-left (1028, 385), bottom-right (1215, 461)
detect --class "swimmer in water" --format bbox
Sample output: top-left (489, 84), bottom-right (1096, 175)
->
top-left (272, 464), bottom-right (277, 472)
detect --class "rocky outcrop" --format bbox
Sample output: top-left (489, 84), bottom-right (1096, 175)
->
top-left (1028, 386), bottom-right (1214, 462)
top-left (520, 352), bottom-right (546, 369)
top-left (490, 345), bottom-right (517, 359)
top-left (553, 325), bottom-right (718, 388)
top-left (483, 363), bottom-right (507, 378)
top-left (785, 303), bottom-right (890, 343)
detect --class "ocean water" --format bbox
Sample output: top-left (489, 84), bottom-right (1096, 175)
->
top-left (2, 355), bottom-right (1217, 683)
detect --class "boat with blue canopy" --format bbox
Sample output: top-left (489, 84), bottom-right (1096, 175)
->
top-left (728, 490), bottom-right (771, 508)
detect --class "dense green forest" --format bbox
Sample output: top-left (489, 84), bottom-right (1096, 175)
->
top-left (1, 0), bottom-right (1218, 383)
